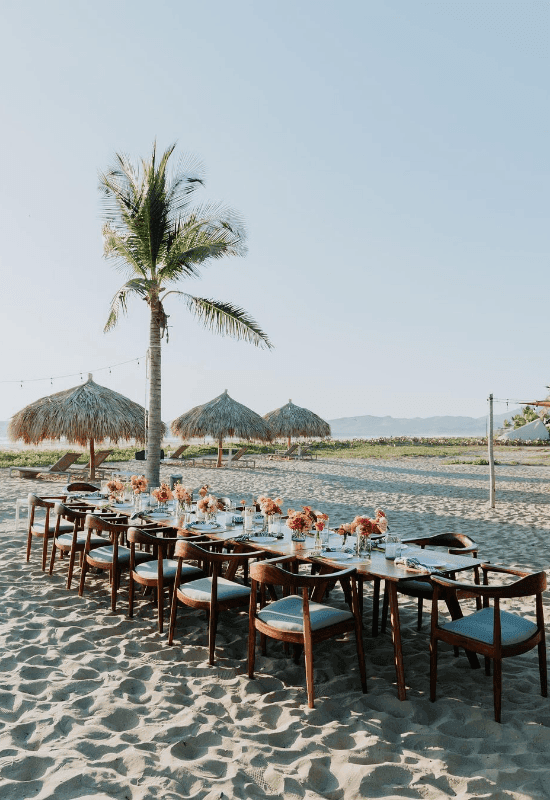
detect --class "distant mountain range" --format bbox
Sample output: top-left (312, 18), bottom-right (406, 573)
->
top-left (0, 409), bottom-right (523, 442)
top-left (327, 409), bottom-right (522, 438)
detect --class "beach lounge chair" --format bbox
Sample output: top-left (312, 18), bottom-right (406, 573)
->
top-left (248, 556), bottom-right (367, 708)
top-left (196, 446), bottom-right (255, 469)
top-left (164, 444), bottom-right (196, 466)
top-left (289, 446), bottom-right (317, 460)
top-left (10, 451), bottom-right (82, 479)
top-left (268, 444), bottom-right (299, 460)
top-left (68, 450), bottom-right (113, 479)
top-left (430, 565), bottom-right (547, 722)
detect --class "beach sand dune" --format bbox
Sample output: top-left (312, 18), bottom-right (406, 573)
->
top-left (1, 457), bottom-right (549, 799)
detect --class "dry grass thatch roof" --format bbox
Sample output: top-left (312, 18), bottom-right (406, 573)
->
top-left (8, 375), bottom-right (161, 446)
top-left (263, 399), bottom-right (331, 438)
top-left (171, 390), bottom-right (272, 442)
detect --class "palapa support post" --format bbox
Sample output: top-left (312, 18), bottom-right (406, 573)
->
top-left (217, 436), bottom-right (223, 468)
top-left (89, 438), bottom-right (96, 480)
top-left (488, 394), bottom-right (495, 508)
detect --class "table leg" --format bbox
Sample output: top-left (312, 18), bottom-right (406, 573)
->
top-left (387, 581), bottom-right (407, 701)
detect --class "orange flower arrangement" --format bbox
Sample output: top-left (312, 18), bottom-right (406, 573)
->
top-left (199, 485), bottom-right (209, 498)
top-left (106, 479), bottom-right (124, 499)
top-left (287, 507), bottom-right (316, 534)
top-left (152, 483), bottom-right (173, 504)
top-left (173, 484), bottom-right (192, 504)
top-left (130, 475), bottom-right (148, 494)
top-left (257, 496), bottom-right (283, 516)
top-left (313, 512), bottom-right (329, 532)
top-left (337, 510), bottom-right (387, 542)
top-left (197, 494), bottom-right (218, 514)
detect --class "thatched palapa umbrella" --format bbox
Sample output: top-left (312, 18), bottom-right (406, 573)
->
top-left (9, 374), bottom-right (163, 479)
top-left (171, 390), bottom-right (272, 467)
top-left (263, 399), bottom-right (331, 448)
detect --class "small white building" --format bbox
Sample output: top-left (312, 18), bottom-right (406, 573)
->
top-left (498, 418), bottom-right (549, 441)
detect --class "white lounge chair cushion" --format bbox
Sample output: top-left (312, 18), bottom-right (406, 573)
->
top-left (442, 608), bottom-right (538, 646)
top-left (135, 560), bottom-right (202, 580)
top-left (178, 576), bottom-right (250, 603)
top-left (57, 532), bottom-right (105, 547)
top-left (257, 595), bottom-right (354, 633)
top-left (32, 522), bottom-right (74, 534)
top-left (89, 546), bottom-right (151, 565)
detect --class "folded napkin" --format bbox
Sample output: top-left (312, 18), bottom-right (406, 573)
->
top-left (395, 556), bottom-right (446, 574)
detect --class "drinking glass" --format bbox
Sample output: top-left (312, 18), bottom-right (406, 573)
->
top-left (321, 518), bottom-right (330, 548)
top-left (244, 506), bottom-right (256, 531)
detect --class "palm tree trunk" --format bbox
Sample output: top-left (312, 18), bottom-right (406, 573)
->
top-left (146, 298), bottom-right (163, 488)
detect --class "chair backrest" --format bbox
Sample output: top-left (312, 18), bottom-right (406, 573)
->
top-left (92, 450), bottom-right (113, 468)
top-left (49, 452), bottom-right (82, 472)
top-left (283, 444), bottom-right (299, 457)
top-left (65, 482), bottom-right (101, 493)
top-left (171, 444), bottom-right (189, 459)
top-left (84, 513), bottom-right (129, 536)
top-left (249, 559), bottom-right (356, 590)
top-left (229, 447), bottom-right (249, 462)
top-left (28, 493), bottom-right (67, 511)
top-left (407, 532), bottom-right (478, 556)
top-left (54, 501), bottom-right (90, 526)
top-left (432, 567), bottom-right (547, 603)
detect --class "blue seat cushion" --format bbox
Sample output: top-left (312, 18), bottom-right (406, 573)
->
top-left (257, 595), bottom-right (354, 633)
top-left (441, 607), bottom-right (538, 647)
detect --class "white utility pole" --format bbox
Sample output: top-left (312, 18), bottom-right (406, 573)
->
top-left (488, 393), bottom-right (495, 508)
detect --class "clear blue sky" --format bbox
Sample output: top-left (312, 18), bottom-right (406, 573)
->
top-left (0, 0), bottom-right (547, 425)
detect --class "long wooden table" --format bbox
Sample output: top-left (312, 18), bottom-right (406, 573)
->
top-left (78, 499), bottom-right (482, 701)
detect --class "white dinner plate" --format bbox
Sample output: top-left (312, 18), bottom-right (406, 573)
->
top-left (320, 550), bottom-right (353, 560)
top-left (146, 510), bottom-right (172, 518)
top-left (248, 536), bottom-right (278, 544)
top-left (189, 522), bottom-right (226, 532)
top-left (111, 502), bottom-right (133, 510)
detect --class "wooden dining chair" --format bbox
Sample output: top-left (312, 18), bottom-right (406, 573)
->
top-left (168, 540), bottom-right (265, 664)
top-left (49, 502), bottom-right (115, 589)
top-left (127, 527), bottom-right (209, 632)
top-left (248, 556), bottom-right (367, 708)
top-left (381, 533), bottom-right (480, 632)
top-left (430, 565), bottom-right (547, 723)
top-left (78, 514), bottom-right (154, 612)
top-left (26, 493), bottom-right (70, 570)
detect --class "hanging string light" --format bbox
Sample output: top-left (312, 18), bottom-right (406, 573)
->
top-left (1, 355), bottom-right (145, 386)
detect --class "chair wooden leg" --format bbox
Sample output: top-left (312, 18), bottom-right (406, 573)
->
top-left (208, 606), bottom-right (218, 666)
top-left (539, 639), bottom-right (548, 697)
top-left (417, 598), bottom-right (423, 630)
top-left (78, 557), bottom-right (88, 597)
top-left (168, 591), bottom-right (178, 645)
top-left (157, 584), bottom-right (164, 633)
top-left (41, 533), bottom-right (49, 571)
top-left (128, 574), bottom-right (135, 618)
top-left (26, 527), bottom-right (33, 562)
top-left (429, 637), bottom-right (438, 702)
top-left (372, 578), bottom-right (380, 637)
top-left (260, 632), bottom-right (267, 656)
top-left (248, 621), bottom-right (256, 678)
top-left (304, 631), bottom-right (315, 708)
top-left (48, 542), bottom-right (57, 576)
top-left (493, 658), bottom-right (502, 723)
top-left (484, 655), bottom-right (491, 676)
top-left (293, 644), bottom-right (302, 664)
top-left (111, 568), bottom-right (118, 612)
top-left (66, 547), bottom-right (77, 590)
top-left (354, 617), bottom-right (367, 694)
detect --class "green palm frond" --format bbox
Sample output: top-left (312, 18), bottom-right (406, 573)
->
top-left (104, 281), bottom-right (150, 333)
top-left (168, 292), bottom-right (272, 349)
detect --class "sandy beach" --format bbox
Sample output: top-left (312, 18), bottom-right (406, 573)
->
top-left (1, 456), bottom-right (549, 800)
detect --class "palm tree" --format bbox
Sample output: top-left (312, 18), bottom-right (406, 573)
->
top-left (99, 142), bottom-right (272, 486)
